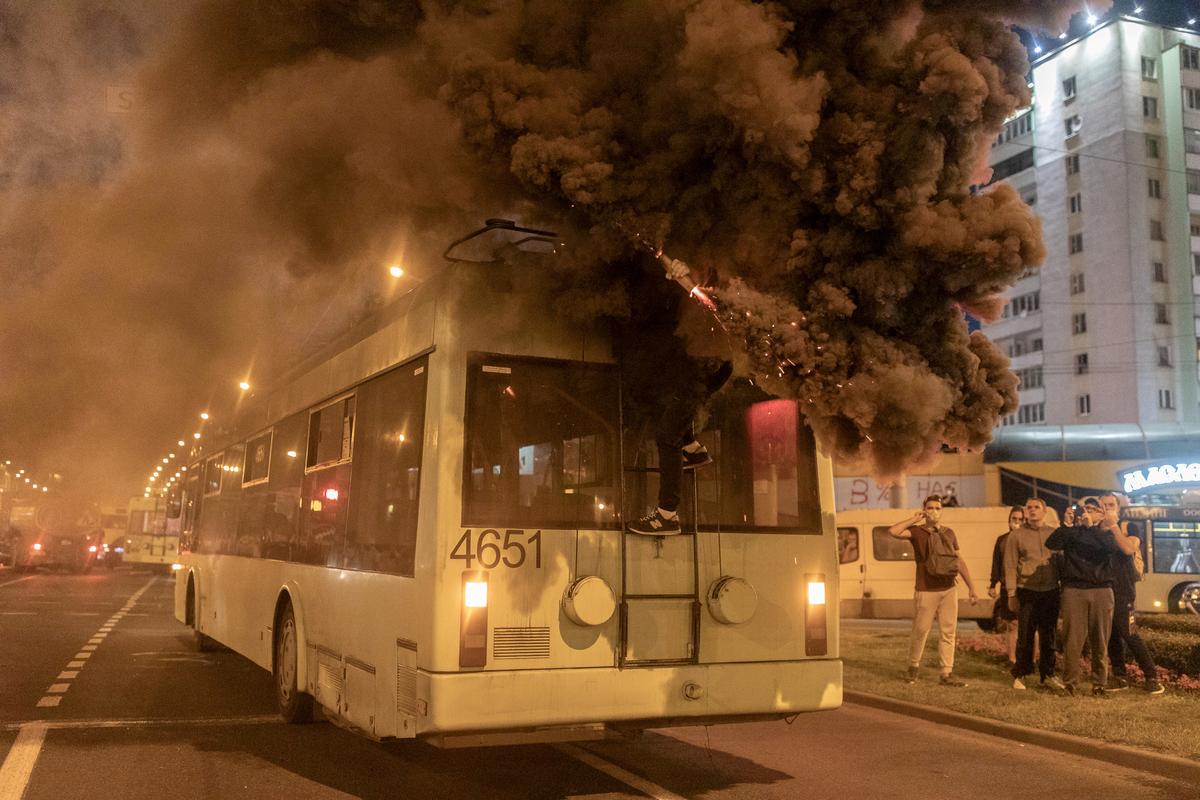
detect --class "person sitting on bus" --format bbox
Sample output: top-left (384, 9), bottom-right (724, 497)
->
top-left (1004, 497), bottom-right (1065, 691)
top-left (888, 496), bottom-right (979, 687)
top-left (1100, 494), bottom-right (1165, 695)
top-left (988, 506), bottom-right (1023, 668)
top-left (1046, 497), bottom-right (1138, 697)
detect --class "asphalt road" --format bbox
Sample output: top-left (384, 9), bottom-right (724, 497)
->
top-left (0, 568), bottom-right (1192, 800)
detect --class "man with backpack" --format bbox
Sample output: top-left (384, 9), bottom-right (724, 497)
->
top-left (888, 495), bottom-right (979, 687)
top-left (1100, 494), bottom-right (1164, 695)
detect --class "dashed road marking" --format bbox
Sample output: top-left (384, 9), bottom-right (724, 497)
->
top-left (1, 715), bottom-right (279, 733)
top-left (557, 744), bottom-right (687, 800)
top-left (0, 722), bottom-right (47, 799)
top-left (0, 612), bottom-right (36, 616)
top-left (0, 575), bottom-right (36, 590)
top-left (34, 576), bottom-right (157, 711)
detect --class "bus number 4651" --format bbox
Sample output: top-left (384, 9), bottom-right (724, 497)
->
top-left (450, 529), bottom-right (542, 569)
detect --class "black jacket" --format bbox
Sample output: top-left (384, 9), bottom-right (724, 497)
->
top-left (1045, 524), bottom-right (1120, 589)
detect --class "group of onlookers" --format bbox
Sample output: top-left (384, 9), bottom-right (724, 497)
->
top-left (890, 494), bottom-right (1164, 695)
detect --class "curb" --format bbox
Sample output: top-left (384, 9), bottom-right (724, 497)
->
top-left (844, 690), bottom-right (1200, 785)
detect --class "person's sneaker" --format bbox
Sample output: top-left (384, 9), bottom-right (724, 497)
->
top-left (1012, 677), bottom-right (1027, 690)
top-left (1107, 676), bottom-right (1129, 691)
top-left (904, 666), bottom-right (919, 684)
top-left (1091, 685), bottom-right (1109, 698)
top-left (1064, 683), bottom-right (1076, 697)
top-left (1042, 676), bottom-right (1066, 691)
top-left (939, 674), bottom-right (968, 688)
top-left (681, 445), bottom-right (712, 470)
top-left (627, 510), bottom-right (681, 536)
top-left (1145, 680), bottom-right (1165, 695)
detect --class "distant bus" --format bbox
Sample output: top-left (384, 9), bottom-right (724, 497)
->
top-left (98, 504), bottom-right (129, 567)
top-left (174, 250), bottom-right (841, 745)
top-left (1117, 506), bottom-right (1200, 613)
top-left (4, 500), bottom-right (101, 573)
top-left (124, 496), bottom-right (178, 571)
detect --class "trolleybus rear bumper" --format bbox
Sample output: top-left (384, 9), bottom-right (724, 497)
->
top-left (420, 658), bottom-right (842, 739)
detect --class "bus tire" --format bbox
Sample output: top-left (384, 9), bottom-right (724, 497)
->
top-left (187, 578), bottom-right (220, 652)
top-left (274, 602), bottom-right (314, 724)
top-left (1168, 584), bottom-right (1189, 614)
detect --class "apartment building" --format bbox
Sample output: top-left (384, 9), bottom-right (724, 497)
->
top-left (987, 13), bottom-right (1200, 426)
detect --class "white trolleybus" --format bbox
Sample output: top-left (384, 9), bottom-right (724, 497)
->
top-left (174, 224), bottom-right (841, 746)
top-left (125, 495), bottom-right (179, 571)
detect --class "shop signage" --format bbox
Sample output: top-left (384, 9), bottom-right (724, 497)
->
top-left (1118, 461), bottom-right (1200, 494)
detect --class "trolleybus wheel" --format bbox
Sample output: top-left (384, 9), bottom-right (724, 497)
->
top-left (187, 581), bottom-right (220, 652)
top-left (274, 602), bottom-right (314, 724)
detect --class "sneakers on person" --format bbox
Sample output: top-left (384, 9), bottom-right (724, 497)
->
top-left (1012, 677), bottom-right (1027, 690)
top-left (1042, 675), bottom-right (1066, 691)
top-left (626, 510), bottom-right (681, 536)
top-left (1145, 680), bottom-right (1165, 695)
top-left (681, 444), bottom-right (712, 470)
top-left (904, 666), bottom-right (919, 684)
top-left (1091, 685), bottom-right (1109, 698)
top-left (939, 674), bottom-right (968, 688)
top-left (1064, 683), bottom-right (1076, 697)
top-left (1106, 676), bottom-right (1129, 691)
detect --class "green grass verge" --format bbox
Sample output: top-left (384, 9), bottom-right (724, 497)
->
top-left (842, 625), bottom-right (1200, 761)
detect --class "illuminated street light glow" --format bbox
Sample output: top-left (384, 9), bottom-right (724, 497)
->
top-left (162, 458), bottom-right (169, 464)
top-left (200, 412), bottom-right (209, 420)
top-left (193, 432), bottom-right (201, 439)
top-left (178, 440), bottom-right (186, 447)
top-left (238, 381), bottom-right (251, 391)
top-left (389, 264), bottom-right (404, 278)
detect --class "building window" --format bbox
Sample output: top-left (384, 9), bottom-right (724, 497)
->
top-left (1069, 272), bottom-right (1086, 294)
top-left (1190, 170), bottom-right (1200, 195)
top-left (996, 111), bottom-right (1034, 145)
top-left (1069, 233), bottom-right (1084, 254)
top-left (1063, 76), bottom-right (1077, 99)
top-left (1066, 154), bottom-right (1080, 176)
top-left (1017, 365), bottom-right (1043, 389)
top-left (1017, 403), bottom-right (1045, 425)
top-left (1072, 313), bottom-right (1087, 334)
top-left (1185, 45), bottom-right (1200, 70)
top-left (1155, 303), bottom-right (1170, 324)
top-left (1077, 394), bottom-right (1092, 416)
top-left (1064, 115), bottom-right (1082, 137)
top-left (1187, 129), bottom-right (1200, 155)
top-left (1153, 261), bottom-right (1167, 283)
top-left (1032, 338), bottom-right (1043, 352)
top-left (1005, 291), bottom-right (1040, 318)
top-left (990, 148), bottom-right (1034, 183)
top-left (1149, 178), bottom-right (1162, 199)
top-left (1194, 253), bottom-right (1200, 275)
top-left (1150, 220), bottom-right (1164, 240)
top-left (1146, 134), bottom-right (1160, 159)
top-left (1189, 88), bottom-right (1200, 111)
top-left (1069, 193), bottom-right (1082, 214)
top-left (1159, 388), bottom-right (1175, 410)
top-left (1192, 221), bottom-right (1200, 236)
top-left (1142, 57), bottom-right (1158, 80)
top-left (1158, 345), bottom-right (1173, 367)
top-left (1075, 353), bottom-right (1089, 375)
top-left (1144, 96), bottom-right (1159, 119)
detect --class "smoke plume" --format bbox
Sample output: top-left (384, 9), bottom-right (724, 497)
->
top-left (0, 0), bottom-right (1094, 497)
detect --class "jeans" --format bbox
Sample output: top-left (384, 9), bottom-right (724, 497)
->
top-left (909, 587), bottom-right (958, 674)
top-left (1060, 586), bottom-right (1114, 688)
top-left (1108, 594), bottom-right (1157, 680)
top-left (1012, 587), bottom-right (1060, 680)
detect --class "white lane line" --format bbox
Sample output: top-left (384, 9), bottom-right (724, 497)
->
top-left (80, 645), bottom-right (97, 652)
top-left (34, 697), bottom-right (60, 708)
top-left (64, 612), bottom-right (101, 617)
top-left (72, 653), bottom-right (91, 660)
top-left (0, 715), bottom-right (280, 732)
top-left (0, 575), bottom-right (36, 590)
top-left (557, 744), bottom-right (687, 800)
top-left (0, 612), bottom-right (36, 616)
top-left (57, 672), bottom-right (78, 680)
top-left (0, 722), bottom-right (47, 800)
top-left (45, 685), bottom-right (69, 694)
top-left (66, 661), bottom-right (84, 669)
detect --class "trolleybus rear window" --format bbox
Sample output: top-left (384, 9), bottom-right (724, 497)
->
top-left (1150, 521), bottom-right (1200, 573)
top-left (463, 354), bottom-right (619, 529)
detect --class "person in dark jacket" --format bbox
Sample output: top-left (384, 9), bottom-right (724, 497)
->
top-left (1046, 497), bottom-right (1139, 696)
top-left (988, 506), bottom-right (1023, 667)
top-left (1100, 495), bottom-right (1164, 695)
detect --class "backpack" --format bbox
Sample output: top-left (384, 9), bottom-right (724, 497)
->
top-left (1131, 547), bottom-right (1145, 582)
top-left (924, 527), bottom-right (960, 580)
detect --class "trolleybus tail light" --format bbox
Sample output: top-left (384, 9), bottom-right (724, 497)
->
top-left (805, 574), bottom-right (827, 656)
top-left (88, 545), bottom-right (98, 553)
top-left (459, 571), bottom-right (489, 668)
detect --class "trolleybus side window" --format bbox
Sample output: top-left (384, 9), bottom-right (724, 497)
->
top-left (204, 452), bottom-right (224, 496)
top-left (1150, 520), bottom-right (1200, 573)
top-left (873, 526), bottom-right (914, 560)
top-left (299, 397), bottom-right (355, 567)
top-left (261, 411), bottom-right (306, 562)
top-left (242, 430), bottom-right (273, 487)
top-left (463, 354), bottom-right (619, 529)
top-left (345, 356), bottom-right (429, 576)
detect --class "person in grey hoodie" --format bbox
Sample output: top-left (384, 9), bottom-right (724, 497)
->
top-left (1004, 497), bottom-right (1065, 690)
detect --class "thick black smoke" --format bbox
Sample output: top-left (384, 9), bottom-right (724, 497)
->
top-left (0, 0), bottom-right (1097, 496)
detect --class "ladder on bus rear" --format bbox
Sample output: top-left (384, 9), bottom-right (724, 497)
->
top-left (618, 464), bottom-right (702, 667)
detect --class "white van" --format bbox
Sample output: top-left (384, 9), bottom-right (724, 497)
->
top-left (836, 506), bottom-right (1013, 625)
